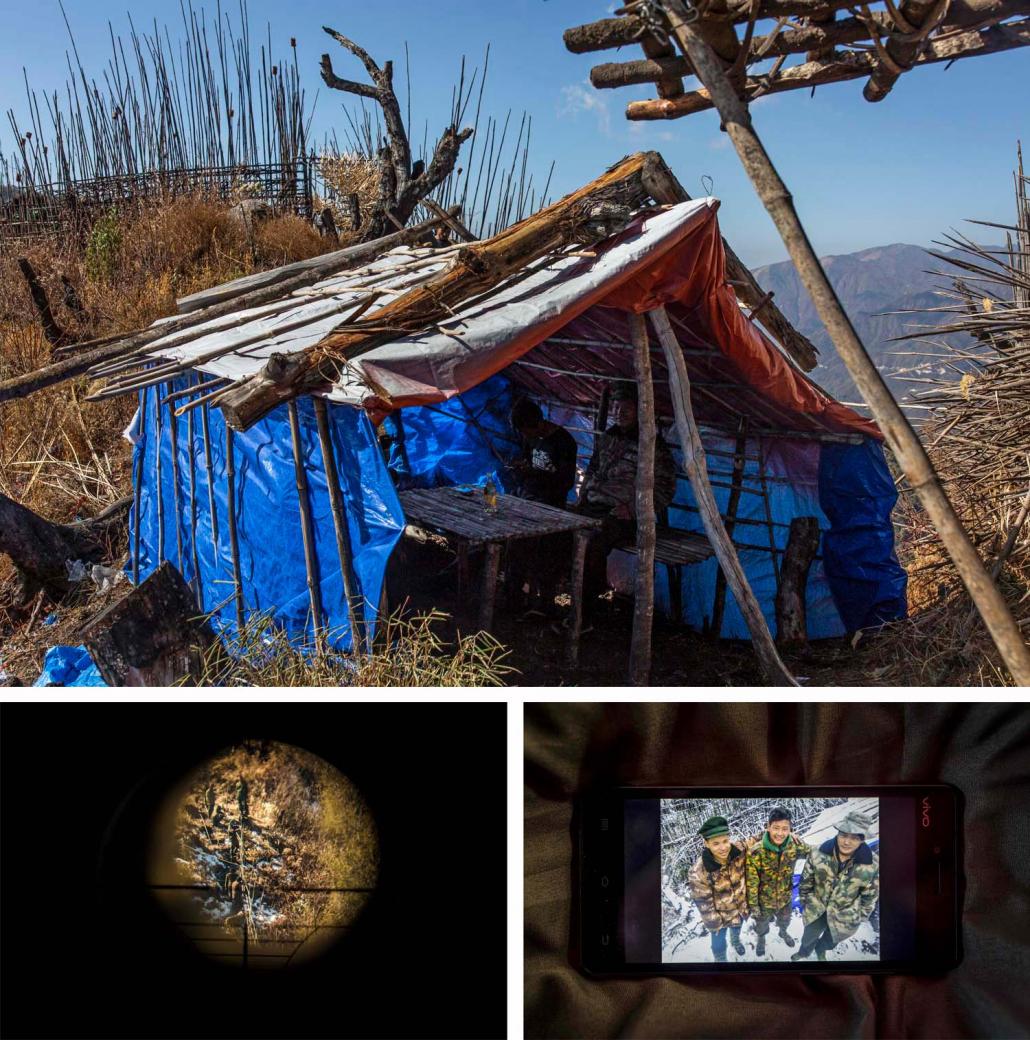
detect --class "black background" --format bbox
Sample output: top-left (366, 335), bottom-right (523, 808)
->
top-left (1, 702), bottom-right (507, 1040)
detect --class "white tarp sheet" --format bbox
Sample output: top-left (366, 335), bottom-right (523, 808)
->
top-left (142, 198), bottom-right (716, 406)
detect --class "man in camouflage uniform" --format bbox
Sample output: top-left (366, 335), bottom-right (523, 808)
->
top-left (746, 807), bottom-right (810, 956)
top-left (575, 384), bottom-right (677, 610)
top-left (683, 816), bottom-right (751, 962)
top-left (792, 810), bottom-right (879, 961)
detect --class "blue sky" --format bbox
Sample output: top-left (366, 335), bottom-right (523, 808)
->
top-left (1, 0), bottom-right (1026, 266)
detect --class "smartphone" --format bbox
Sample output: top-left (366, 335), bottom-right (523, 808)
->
top-left (577, 785), bottom-right (962, 975)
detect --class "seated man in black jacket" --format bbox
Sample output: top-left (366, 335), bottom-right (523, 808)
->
top-left (507, 398), bottom-right (579, 616)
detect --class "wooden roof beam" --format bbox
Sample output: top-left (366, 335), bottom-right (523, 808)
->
top-left (626, 18), bottom-right (1030, 120)
top-left (588, 0), bottom-right (1029, 88)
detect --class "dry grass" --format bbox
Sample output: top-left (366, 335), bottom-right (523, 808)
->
top-left (191, 608), bottom-right (516, 687)
top-left (314, 151), bottom-right (382, 240)
top-left (0, 195), bottom-right (337, 580)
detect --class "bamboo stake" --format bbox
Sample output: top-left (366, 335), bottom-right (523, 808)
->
top-left (186, 379), bottom-right (203, 606)
top-left (629, 312), bottom-right (657, 686)
top-left (225, 425), bottom-right (245, 633)
top-left (200, 388), bottom-right (218, 550)
top-left (650, 304), bottom-right (797, 685)
top-left (166, 383), bottom-right (186, 573)
top-left (287, 400), bottom-right (325, 649)
top-left (131, 386), bottom-right (147, 584)
top-left (313, 397), bottom-right (366, 654)
top-left (154, 385), bottom-right (165, 565)
top-left (659, 0), bottom-right (1030, 685)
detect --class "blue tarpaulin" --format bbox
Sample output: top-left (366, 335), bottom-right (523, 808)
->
top-left (33, 645), bottom-right (107, 687)
top-left (383, 375), bottom-right (520, 492)
top-left (395, 385), bottom-right (907, 638)
top-left (129, 379), bottom-right (405, 650)
top-left (818, 440), bottom-right (908, 631)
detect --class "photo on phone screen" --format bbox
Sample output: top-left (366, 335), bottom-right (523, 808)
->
top-left (584, 785), bottom-right (959, 975)
top-left (661, 796), bottom-right (879, 964)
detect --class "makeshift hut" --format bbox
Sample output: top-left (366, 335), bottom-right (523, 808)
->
top-left (7, 152), bottom-right (906, 680)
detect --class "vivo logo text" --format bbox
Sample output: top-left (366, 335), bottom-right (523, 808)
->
top-left (921, 797), bottom-right (932, 828)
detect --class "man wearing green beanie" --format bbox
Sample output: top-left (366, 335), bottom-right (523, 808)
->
top-left (745, 807), bottom-right (811, 957)
top-left (684, 815), bottom-right (752, 962)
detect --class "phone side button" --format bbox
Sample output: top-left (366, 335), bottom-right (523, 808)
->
top-left (938, 863), bottom-right (942, 894)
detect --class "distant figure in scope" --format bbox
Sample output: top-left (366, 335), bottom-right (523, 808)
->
top-left (746, 807), bottom-right (810, 956)
top-left (793, 811), bottom-right (879, 962)
top-left (684, 815), bottom-right (752, 963)
top-left (573, 383), bottom-right (676, 618)
top-left (506, 398), bottom-right (578, 617)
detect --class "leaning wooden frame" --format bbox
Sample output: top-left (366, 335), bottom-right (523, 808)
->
top-left (561, 0), bottom-right (1030, 684)
top-left (4, 151), bottom-right (892, 685)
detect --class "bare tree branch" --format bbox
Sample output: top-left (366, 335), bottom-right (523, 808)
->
top-left (319, 27), bottom-right (472, 241)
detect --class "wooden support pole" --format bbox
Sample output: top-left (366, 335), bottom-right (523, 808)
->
top-left (287, 401), bottom-right (325, 649)
top-left (650, 305), bottom-right (797, 685)
top-left (313, 397), bottom-right (366, 654)
top-left (563, 529), bottom-right (591, 671)
top-left (166, 384), bottom-right (186, 573)
top-left (154, 386), bottom-right (165, 565)
top-left (660, 0), bottom-right (1030, 685)
top-left (776, 516), bottom-right (821, 648)
top-left (478, 542), bottom-right (502, 633)
top-left (200, 386), bottom-right (219, 551)
top-left (186, 382), bottom-right (203, 607)
top-left (224, 426), bottom-right (246, 634)
top-left (131, 388), bottom-right (147, 585)
top-left (629, 312), bottom-right (657, 686)
top-left (712, 422), bottom-right (748, 637)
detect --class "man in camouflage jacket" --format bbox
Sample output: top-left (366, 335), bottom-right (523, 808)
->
top-left (576, 384), bottom-right (677, 608)
top-left (793, 810), bottom-right (879, 961)
top-left (745, 807), bottom-right (810, 956)
top-left (682, 816), bottom-right (752, 962)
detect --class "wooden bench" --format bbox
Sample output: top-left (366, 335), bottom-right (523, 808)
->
top-left (617, 526), bottom-right (715, 622)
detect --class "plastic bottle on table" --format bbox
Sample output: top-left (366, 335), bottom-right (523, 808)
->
top-left (484, 476), bottom-right (499, 514)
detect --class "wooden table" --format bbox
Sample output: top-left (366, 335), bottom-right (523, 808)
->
top-left (398, 486), bottom-right (600, 667)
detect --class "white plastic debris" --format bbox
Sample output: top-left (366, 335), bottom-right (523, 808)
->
top-left (65, 559), bottom-right (89, 583)
top-left (122, 407), bottom-right (142, 445)
top-left (91, 563), bottom-right (125, 593)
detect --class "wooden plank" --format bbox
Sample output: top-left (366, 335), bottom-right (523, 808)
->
top-left (629, 312), bottom-right (657, 686)
top-left (174, 208), bottom-right (464, 313)
top-left (649, 305), bottom-right (797, 686)
top-left (775, 516), bottom-right (820, 649)
top-left (478, 542), bottom-right (501, 632)
top-left (398, 487), bottom-right (598, 544)
top-left (79, 562), bottom-right (217, 686)
top-left (563, 529), bottom-right (590, 671)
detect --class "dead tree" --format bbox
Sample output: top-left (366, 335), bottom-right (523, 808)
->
top-left (320, 27), bottom-right (473, 241)
top-left (17, 258), bottom-right (67, 347)
top-left (0, 491), bottom-right (107, 602)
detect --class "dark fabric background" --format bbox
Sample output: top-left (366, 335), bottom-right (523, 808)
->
top-left (524, 703), bottom-right (1030, 1039)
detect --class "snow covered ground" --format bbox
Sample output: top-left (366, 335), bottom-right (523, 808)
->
top-left (661, 797), bottom-right (880, 963)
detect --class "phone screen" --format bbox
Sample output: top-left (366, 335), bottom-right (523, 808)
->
top-left (623, 794), bottom-right (916, 966)
top-left (579, 785), bottom-right (960, 974)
